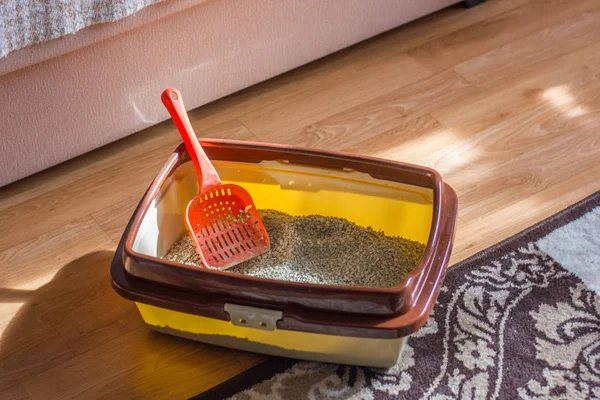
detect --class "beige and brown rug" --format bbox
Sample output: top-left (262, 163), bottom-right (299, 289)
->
top-left (194, 192), bottom-right (600, 400)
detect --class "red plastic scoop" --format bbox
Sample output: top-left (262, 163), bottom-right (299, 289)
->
top-left (161, 88), bottom-right (270, 270)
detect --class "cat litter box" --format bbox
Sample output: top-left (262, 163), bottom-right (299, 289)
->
top-left (111, 139), bottom-right (457, 367)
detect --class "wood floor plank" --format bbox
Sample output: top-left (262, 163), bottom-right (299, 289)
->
top-left (454, 95), bottom-right (600, 221)
top-left (3, 250), bottom-right (119, 333)
top-left (0, 219), bottom-right (116, 390)
top-left (0, 320), bottom-right (73, 392)
top-left (91, 196), bottom-right (141, 245)
top-left (21, 328), bottom-right (209, 400)
top-left (239, 53), bottom-right (432, 141)
top-left (0, 385), bottom-right (31, 400)
top-left (408, 0), bottom-right (600, 74)
top-left (0, 217), bottom-right (113, 291)
top-left (433, 42), bottom-right (600, 138)
top-left (422, 106), bottom-right (599, 219)
top-left (49, 290), bottom-right (146, 356)
top-left (451, 165), bottom-right (600, 264)
top-left (342, 114), bottom-right (458, 162)
top-left (454, 6), bottom-right (600, 89)
top-left (98, 348), bottom-right (256, 400)
top-left (268, 70), bottom-right (476, 150)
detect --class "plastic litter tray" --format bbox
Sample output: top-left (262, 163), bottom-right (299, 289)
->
top-left (111, 139), bottom-right (457, 367)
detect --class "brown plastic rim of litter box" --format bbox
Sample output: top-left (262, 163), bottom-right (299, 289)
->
top-left (113, 179), bottom-right (456, 339)
top-left (121, 139), bottom-right (456, 318)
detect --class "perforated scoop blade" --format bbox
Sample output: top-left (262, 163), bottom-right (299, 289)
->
top-left (162, 88), bottom-right (270, 269)
top-left (186, 184), bottom-right (270, 269)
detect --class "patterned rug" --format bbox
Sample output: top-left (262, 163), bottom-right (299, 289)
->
top-left (194, 192), bottom-right (600, 400)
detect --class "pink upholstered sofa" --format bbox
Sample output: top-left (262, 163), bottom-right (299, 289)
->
top-left (0, 0), bottom-right (461, 187)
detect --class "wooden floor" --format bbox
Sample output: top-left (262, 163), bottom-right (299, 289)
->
top-left (2, 0), bottom-right (600, 398)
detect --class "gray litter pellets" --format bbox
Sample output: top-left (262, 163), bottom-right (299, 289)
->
top-left (164, 209), bottom-right (426, 288)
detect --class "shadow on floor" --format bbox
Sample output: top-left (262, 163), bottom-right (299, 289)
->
top-left (0, 250), bottom-right (178, 393)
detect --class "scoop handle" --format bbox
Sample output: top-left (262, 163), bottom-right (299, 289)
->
top-left (161, 88), bottom-right (221, 191)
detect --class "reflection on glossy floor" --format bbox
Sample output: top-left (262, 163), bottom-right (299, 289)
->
top-left (1, 0), bottom-right (600, 398)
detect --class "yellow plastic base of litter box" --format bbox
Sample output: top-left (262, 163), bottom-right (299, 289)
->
top-left (136, 302), bottom-right (406, 368)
